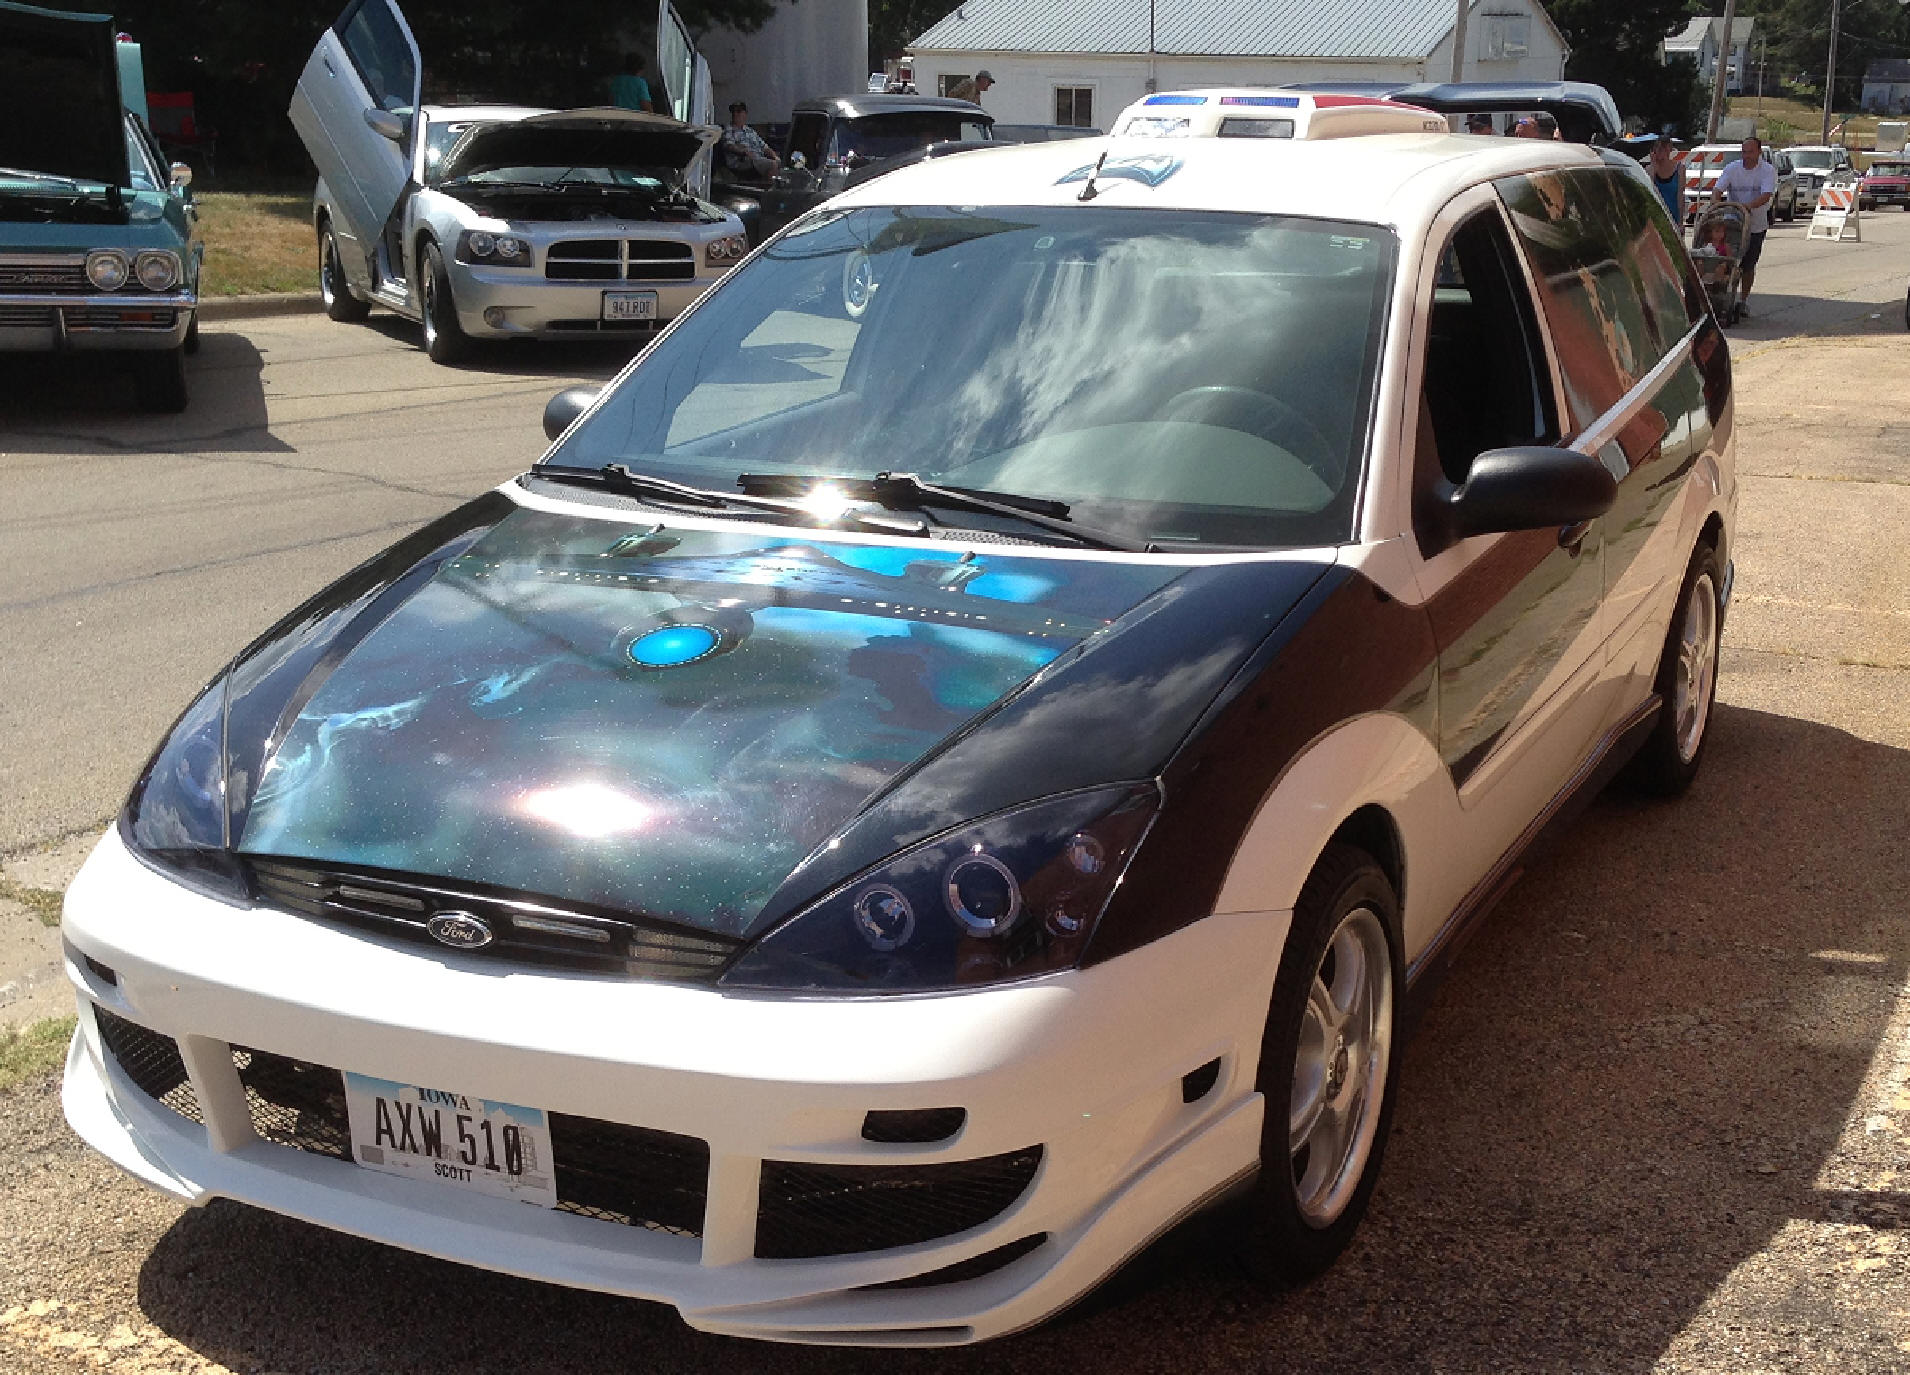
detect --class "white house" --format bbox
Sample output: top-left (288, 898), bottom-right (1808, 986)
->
top-left (1862, 58), bottom-right (1910, 115)
top-left (906, 0), bottom-right (1568, 131)
top-left (1662, 16), bottom-right (1754, 95)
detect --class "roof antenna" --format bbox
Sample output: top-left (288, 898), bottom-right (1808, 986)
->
top-left (1077, 149), bottom-right (1108, 201)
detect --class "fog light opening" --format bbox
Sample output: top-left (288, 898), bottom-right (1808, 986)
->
top-left (482, 306), bottom-right (508, 327)
top-left (1181, 1057), bottom-right (1222, 1104)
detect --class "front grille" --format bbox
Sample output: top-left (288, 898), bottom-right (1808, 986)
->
top-left (93, 1007), bottom-right (201, 1122)
top-left (233, 1045), bottom-right (351, 1158)
top-left (544, 318), bottom-right (664, 334)
top-left (245, 858), bottom-right (740, 981)
top-left (549, 1112), bottom-right (709, 1236)
top-left (864, 1233), bottom-right (1048, 1290)
top-left (755, 1147), bottom-right (1044, 1259)
top-left (544, 238), bottom-right (694, 281)
top-left (0, 259), bottom-right (86, 291)
top-left (0, 305), bottom-right (55, 327)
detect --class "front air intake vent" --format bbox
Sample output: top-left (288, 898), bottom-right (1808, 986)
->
top-left (755, 1147), bottom-right (1043, 1259)
top-left (862, 1107), bottom-right (966, 1143)
top-left (93, 1006), bottom-right (200, 1121)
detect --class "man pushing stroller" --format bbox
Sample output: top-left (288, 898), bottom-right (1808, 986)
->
top-left (1708, 137), bottom-right (1778, 316)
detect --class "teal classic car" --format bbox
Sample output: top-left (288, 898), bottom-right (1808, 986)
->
top-left (0, 1), bottom-right (201, 411)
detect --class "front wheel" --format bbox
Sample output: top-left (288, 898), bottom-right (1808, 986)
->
top-left (1236, 842), bottom-right (1400, 1283)
top-left (420, 241), bottom-right (474, 364)
top-left (1624, 542), bottom-right (1723, 796)
top-left (319, 223), bottom-right (371, 323)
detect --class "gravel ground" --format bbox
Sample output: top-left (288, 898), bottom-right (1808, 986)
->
top-left (3, 324), bottom-right (1909, 1374)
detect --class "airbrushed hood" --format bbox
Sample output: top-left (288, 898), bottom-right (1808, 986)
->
top-left (0, 1), bottom-right (127, 188)
top-left (440, 107), bottom-right (719, 184)
top-left (207, 494), bottom-right (1328, 939)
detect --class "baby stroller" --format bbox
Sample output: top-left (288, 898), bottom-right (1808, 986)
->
top-left (1690, 203), bottom-right (1749, 324)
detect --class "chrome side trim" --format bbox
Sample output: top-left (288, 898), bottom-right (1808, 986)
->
top-left (1570, 317), bottom-right (1705, 458)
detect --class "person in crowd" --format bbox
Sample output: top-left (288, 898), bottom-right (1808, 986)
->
top-left (1711, 136), bottom-right (1777, 314)
top-left (609, 53), bottom-right (654, 113)
top-left (1465, 112), bottom-right (1495, 135)
top-left (718, 101), bottom-right (780, 180)
top-left (1649, 136), bottom-right (1685, 224)
top-left (947, 70), bottom-right (994, 104)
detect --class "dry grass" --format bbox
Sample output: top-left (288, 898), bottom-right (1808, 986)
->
top-left (1725, 95), bottom-right (1886, 150)
top-left (193, 191), bottom-right (315, 297)
top-left (0, 1016), bottom-right (75, 1092)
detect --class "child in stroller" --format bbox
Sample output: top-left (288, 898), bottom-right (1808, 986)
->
top-left (1690, 203), bottom-right (1749, 325)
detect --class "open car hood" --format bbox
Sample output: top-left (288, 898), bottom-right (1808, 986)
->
top-left (0, 0), bottom-right (128, 187)
top-left (1291, 80), bottom-right (1621, 144)
top-left (440, 107), bottom-right (720, 183)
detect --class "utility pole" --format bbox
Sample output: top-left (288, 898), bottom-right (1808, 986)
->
top-left (1822, 0), bottom-right (1845, 144)
top-left (1757, 31), bottom-right (1767, 125)
top-left (1450, 0), bottom-right (1469, 83)
top-left (1706, 0), bottom-right (1738, 142)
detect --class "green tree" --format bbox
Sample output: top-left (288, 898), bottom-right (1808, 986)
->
top-left (1736, 0), bottom-right (1910, 111)
top-left (1546, 0), bottom-right (1709, 134)
top-left (868, 0), bottom-right (951, 71)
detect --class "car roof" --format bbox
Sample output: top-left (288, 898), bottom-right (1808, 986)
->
top-left (824, 130), bottom-right (1608, 234)
top-left (792, 94), bottom-right (989, 119)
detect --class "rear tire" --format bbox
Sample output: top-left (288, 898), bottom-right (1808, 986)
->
top-left (132, 346), bottom-right (188, 413)
top-left (1235, 842), bottom-right (1400, 1285)
top-left (420, 241), bottom-right (474, 364)
top-left (1624, 542), bottom-right (1723, 797)
top-left (320, 223), bottom-right (371, 323)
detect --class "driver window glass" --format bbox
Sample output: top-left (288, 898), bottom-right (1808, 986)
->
top-left (1419, 208), bottom-right (1557, 490)
top-left (787, 113), bottom-right (827, 169)
top-left (336, 0), bottom-right (416, 115)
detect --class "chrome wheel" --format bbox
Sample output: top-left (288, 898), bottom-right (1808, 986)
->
top-left (842, 250), bottom-right (878, 318)
top-left (421, 269), bottom-right (440, 348)
top-left (320, 236), bottom-right (340, 306)
top-left (1673, 570), bottom-right (1718, 764)
top-left (1289, 904), bottom-right (1392, 1228)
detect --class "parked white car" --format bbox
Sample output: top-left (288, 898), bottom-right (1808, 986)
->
top-left (290, 2), bottom-right (745, 362)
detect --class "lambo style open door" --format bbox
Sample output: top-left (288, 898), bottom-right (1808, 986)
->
top-left (657, 0), bottom-right (714, 195)
top-left (289, 0), bottom-right (423, 281)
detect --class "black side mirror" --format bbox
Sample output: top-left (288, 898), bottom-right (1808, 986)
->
top-left (1441, 446), bottom-right (1617, 542)
top-left (543, 386), bottom-right (601, 442)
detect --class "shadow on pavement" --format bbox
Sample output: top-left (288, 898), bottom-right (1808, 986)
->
top-left (1724, 290), bottom-right (1906, 343)
top-left (0, 331), bottom-right (288, 454)
top-left (364, 314), bottom-right (641, 381)
top-left (131, 703), bottom-right (1910, 1373)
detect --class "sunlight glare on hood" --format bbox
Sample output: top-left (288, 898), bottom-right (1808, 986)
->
top-left (518, 781), bottom-right (655, 838)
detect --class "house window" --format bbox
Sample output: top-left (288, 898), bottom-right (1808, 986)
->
top-left (1480, 14), bottom-right (1530, 60)
top-left (1055, 85), bottom-right (1094, 128)
top-left (938, 74), bottom-right (971, 98)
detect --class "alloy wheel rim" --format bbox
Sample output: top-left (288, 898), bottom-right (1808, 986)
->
top-left (1289, 904), bottom-right (1392, 1227)
top-left (423, 269), bottom-right (439, 346)
top-left (320, 236), bottom-right (338, 305)
top-left (1673, 570), bottom-right (1718, 763)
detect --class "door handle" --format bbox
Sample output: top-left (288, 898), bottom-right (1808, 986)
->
top-left (1558, 520), bottom-right (1594, 553)
top-left (323, 55), bottom-right (337, 76)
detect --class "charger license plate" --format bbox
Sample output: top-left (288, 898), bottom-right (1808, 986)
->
top-left (343, 1072), bottom-right (557, 1207)
top-left (602, 290), bottom-right (658, 322)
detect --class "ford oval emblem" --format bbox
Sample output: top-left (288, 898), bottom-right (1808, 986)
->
top-left (426, 910), bottom-right (494, 950)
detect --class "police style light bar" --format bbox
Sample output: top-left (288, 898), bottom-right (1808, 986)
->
top-left (1108, 90), bottom-right (1448, 141)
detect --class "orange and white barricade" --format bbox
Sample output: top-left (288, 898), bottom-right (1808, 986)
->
top-left (1683, 147), bottom-right (1733, 219)
top-left (1808, 174), bottom-right (1863, 241)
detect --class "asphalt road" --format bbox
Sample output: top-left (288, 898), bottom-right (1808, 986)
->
top-left (2, 205), bottom-right (1909, 1373)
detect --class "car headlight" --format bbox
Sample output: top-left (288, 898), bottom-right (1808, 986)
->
top-left (457, 231), bottom-right (533, 266)
top-left (721, 783), bottom-right (1159, 994)
top-left (86, 249), bottom-right (130, 291)
top-left (705, 233), bottom-right (749, 266)
top-left (120, 677), bottom-right (247, 901)
top-left (133, 249), bottom-right (180, 292)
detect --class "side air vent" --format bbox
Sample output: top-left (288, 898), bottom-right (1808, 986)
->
top-left (1182, 1057), bottom-right (1222, 1104)
top-left (862, 1107), bottom-right (966, 1144)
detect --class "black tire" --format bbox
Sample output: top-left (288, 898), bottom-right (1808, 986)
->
top-left (182, 312), bottom-right (200, 355)
top-left (1903, 282), bottom-right (1910, 330)
top-left (132, 346), bottom-right (188, 413)
top-left (420, 240), bottom-right (473, 364)
top-left (1624, 542), bottom-right (1724, 797)
top-left (319, 222), bottom-right (371, 323)
top-left (1235, 842), bottom-right (1401, 1285)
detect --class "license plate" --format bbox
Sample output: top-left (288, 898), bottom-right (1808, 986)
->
top-left (343, 1072), bottom-right (557, 1208)
top-left (602, 290), bottom-right (658, 322)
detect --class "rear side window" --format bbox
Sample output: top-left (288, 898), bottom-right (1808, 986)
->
top-left (335, 0), bottom-right (416, 115)
top-left (1495, 167), bottom-right (1696, 429)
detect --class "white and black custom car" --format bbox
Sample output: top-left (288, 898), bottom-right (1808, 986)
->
top-left (62, 91), bottom-right (1735, 1345)
top-left (291, 0), bottom-right (746, 362)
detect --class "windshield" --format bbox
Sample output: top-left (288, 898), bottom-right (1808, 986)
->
top-left (1790, 149), bottom-right (1839, 170)
top-left (424, 120), bottom-right (482, 182)
top-left (1869, 161), bottom-right (1910, 176)
top-left (547, 205), bottom-right (1393, 548)
top-left (831, 114), bottom-right (990, 165)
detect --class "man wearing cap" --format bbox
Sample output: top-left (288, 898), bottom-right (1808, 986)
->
top-left (947, 70), bottom-right (995, 104)
top-left (718, 102), bottom-right (780, 181)
top-left (1465, 112), bottom-right (1495, 135)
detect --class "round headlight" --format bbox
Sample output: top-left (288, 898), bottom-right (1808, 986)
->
top-left (494, 236), bottom-right (524, 260)
top-left (134, 250), bottom-right (180, 292)
top-left (852, 885), bottom-right (915, 951)
top-left (945, 852), bottom-right (1022, 935)
top-left (467, 231), bottom-right (496, 258)
top-left (86, 249), bottom-right (130, 291)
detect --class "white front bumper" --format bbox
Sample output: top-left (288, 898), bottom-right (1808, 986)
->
top-left (61, 826), bottom-right (1288, 1345)
top-left (448, 264), bottom-right (727, 339)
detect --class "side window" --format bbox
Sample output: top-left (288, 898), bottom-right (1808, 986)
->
top-left (787, 113), bottom-right (827, 169)
top-left (1418, 208), bottom-right (1558, 491)
top-left (335, 0), bottom-right (416, 114)
top-left (1055, 86), bottom-right (1094, 128)
top-left (1495, 168), bottom-right (1691, 429)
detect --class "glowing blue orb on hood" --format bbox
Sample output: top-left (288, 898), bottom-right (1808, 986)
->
top-left (630, 623), bottom-right (721, 668)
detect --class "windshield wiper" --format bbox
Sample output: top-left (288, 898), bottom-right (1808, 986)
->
top-left (0, 167), bottom-right (81, 188)
top-left (530, 463), bottom-right (930, 535)
top-left (737, 471), bottom-right (1153, 552)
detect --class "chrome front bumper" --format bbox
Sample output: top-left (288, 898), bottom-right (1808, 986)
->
top-left (0, 290), bottom-right (196, 351)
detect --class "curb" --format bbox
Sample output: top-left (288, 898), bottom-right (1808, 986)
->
top-left (196, 292), bottom-right (324, 322)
